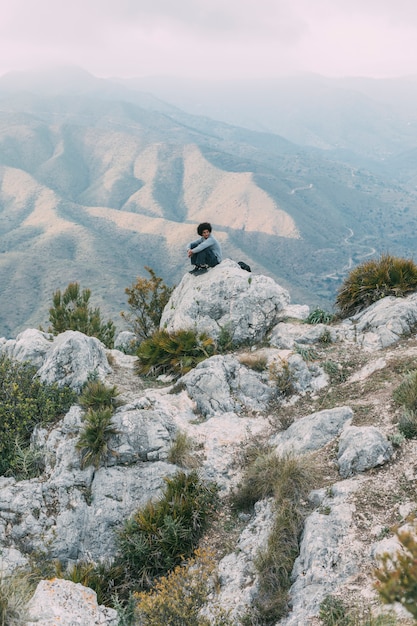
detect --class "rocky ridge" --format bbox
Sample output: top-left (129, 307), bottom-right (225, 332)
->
top-left (0, 260), bottom-right (416, 624)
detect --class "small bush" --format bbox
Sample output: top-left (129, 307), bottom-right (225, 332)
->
top-left (375, 525), bottom-right (417, 619)
top-left (319, 595), bottom-right (350, 625)
top-left (121, 267), bottom-right (174, 342)
top-left (254, 502), bottom-right (304, 622)
top-left (319, 328), bottom-right (333, 344)
top-left (336, 254), bottom-right (417, 319)
top-left (8, 439), bottom-right (46, 481)
top-left (398, 410), bottom-right (417, 439)
top-left (136, 329), bottom-right (215, 377)
top-left (118, 471), bottom-right (218, 588)
top-left (47, 282), bottom-right (115, 348)
top-left (167, 431), bottom-right (200, 469)
top-left (76, 408), bottom-right (119, 469)
top-left (393, 369), bottom-right (417, 412)
top-left (135, 548), bottom-right (230, 626)
top-left (269, 360), bottom-right (296, 398)
top-left (0, 571), bottom-right (33, 626)
top-left (79, 380), bottom-right (119, 411)
top-left (306, 307), bottom-right (335, 324)
top-left (0, 355), bottom-right (76, 477)
top-left (54, 558), bottom-right (128, 607)
top-left (232, 448), bottom-right (315, 512)
top-left (323, 359), bottom-right (347, 383)
top-left (233, 447), bottom-right (318, 623)
top-left (216, 323), bottom-right (237, 354)
top-left (293, 345), bottom-right (319, 362)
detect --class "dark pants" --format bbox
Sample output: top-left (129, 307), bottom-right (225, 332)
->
top-left (190, 244), bottom-right (219, 268)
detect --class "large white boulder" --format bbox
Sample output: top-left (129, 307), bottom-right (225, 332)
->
top-left (160, 259), bottom-right (290, 344)
top-left (27, 579), bottom-right (118, 625)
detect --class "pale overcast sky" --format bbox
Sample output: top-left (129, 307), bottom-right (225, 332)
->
top-left (1, 0), bottom-right (417, 80)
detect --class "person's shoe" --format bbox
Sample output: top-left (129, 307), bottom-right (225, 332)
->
top-left (190, 267), bottom-right (208, 276)
top-left (189, 266), bottom-right (202, 274)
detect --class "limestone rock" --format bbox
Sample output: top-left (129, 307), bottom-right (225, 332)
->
top-left (114, 330), bottom-right (137, 352)
top-left (337, 426), bottom-right (394, 478)
top-left (270, 321), bottom-right (339, 350)
top-left (0, 328), bottom-right (53, 366)
top-left (280, 480), bottom-right (361, 626)
top-left (341, 292), bottom-right (417, 350)
top-left (160, 259), bottom-right (290, 343)
top-left (179, 354), bottom-right (272, 418)
top-left (37, 330), bottom-right (112, 391)
top-left (27, 578), bottom-right (118, 626)
top-left (270, 406), bottom-right (353, 456)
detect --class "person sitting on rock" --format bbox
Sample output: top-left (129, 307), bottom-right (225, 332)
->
top-left (187, 222), bottom-right (222, 275)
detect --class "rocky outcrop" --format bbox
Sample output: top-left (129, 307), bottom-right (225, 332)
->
top-left (160, 259), bottom-right (290, 343)
top-left (0, 329), bottom-right (112, 391)
top-left (270, 406), bottom-right (353, 455)
top-left (337, 426), bottom-right (394, 478)
top-left (27, 579), bottom-right (118, 626)
top-left (1, 274), bottom-right (417, 625)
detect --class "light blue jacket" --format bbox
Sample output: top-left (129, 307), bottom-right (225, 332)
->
top-left (187, 234), bottom-right (222, 263)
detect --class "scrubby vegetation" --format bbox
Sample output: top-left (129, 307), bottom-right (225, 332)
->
top-left (167, 431), bottom-right (200, 469)
top-left (136, 329), bottom-right (215, 377)
top-left (375, 524), bottom-right (417, 620)
top-left (306, 307), bottom-right (335, 324)
top-left (121, 267), bottom-right (174, 342)
top-left (393, 369), bottom-right (417, 439)
top-left (78, 379), bottom-right (119, 411)
top-left (0, 571), bottom-right (33, 626)
top-left (336, 254), bottom-right (417, 318)
top-left (76, 407), bottom-right (119, 469)
top-left (319, 595), bottom-right (396, 625)
top-left (52, 471), bottom-right (219, 617)
top-left (232, 447), bottom-right (318, 623)
top-left (0, 354), bottom-right (76, 477)
top-left (135, 548), bottom-right (232, 626)
top-left (118, 470), bottom-right (218, 588)
top-left (47, 282), bottom-right (116, 348)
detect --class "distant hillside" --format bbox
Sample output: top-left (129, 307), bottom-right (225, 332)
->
top-left (1, 68), bottom-right (417, 337)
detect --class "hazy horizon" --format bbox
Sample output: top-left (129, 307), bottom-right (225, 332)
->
top-left (2, 1), bottom-right (417, 82)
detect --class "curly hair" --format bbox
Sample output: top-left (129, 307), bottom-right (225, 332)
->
top-left (197, 222), bottom-right (212, 236)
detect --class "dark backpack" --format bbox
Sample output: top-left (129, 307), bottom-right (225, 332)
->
top-left (238, 261), bottom-right (251, 272)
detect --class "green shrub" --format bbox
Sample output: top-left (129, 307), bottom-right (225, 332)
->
top-left (306, 307), bottom-right (335, 324)
top-left (319, 595), bottom-right (350, 625)
top-left (78, 380), bottom-right (119, 411)
top-left (167, 431), bottom-right (200, 469)
top-left (54, 559), bottom-right (129, 607)
top-left (47, 282), bottom-right (115, 348)
top-left (293, 345), bottom-right (319, 362)
top-left (254, 502), bottom-right (304, 622)
top-left (118, 471), bottom-right (218, 588)
top-left (121, 267), bottom-right (174, 342)
top-left (398, 410), bottom-right (417, 439)
top-left (375, 525), bottom-right (417, 619)
top-left (269, 360), bottom-right (296, 398)
top-left (216, 323), bottom-right (237, 354)
top-left (135, 548), bottom-right (231, 626)
top-left (0, 571), bottom-right (34, 626)
top-left (336, 254), bottom-right (417, 319)
top-left (393, 369), bottom-right (417, 412)
top-left (0, 355), bottom-right (76, 477)
top-left (8, 438), bottom-right (46, 481)
top-left (233, 449), bottom-right (317, 623)
top-left (76, 408), bottom-right (119, 469)
top-left (136, 329), bottom-right (215, 377)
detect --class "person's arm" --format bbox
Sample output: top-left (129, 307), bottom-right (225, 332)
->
top-left (188, 236), bottom-right (214, 254)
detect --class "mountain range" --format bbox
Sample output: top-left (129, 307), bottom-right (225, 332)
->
top-left (1, 67), bottom-right (417, 338)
